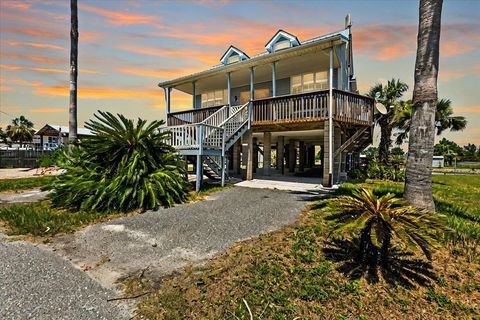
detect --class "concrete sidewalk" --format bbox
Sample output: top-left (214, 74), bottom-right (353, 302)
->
top-left (235, 175), bottom-right (327, 194)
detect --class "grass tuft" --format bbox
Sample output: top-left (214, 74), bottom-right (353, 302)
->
top-left (0, 176), bottom-right (56, 192)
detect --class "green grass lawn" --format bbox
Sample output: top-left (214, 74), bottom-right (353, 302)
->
top-left (128, 175), bottom-right (480, 319)
top-left (0, 180), bottom-right (231, 237)
top-left (0, 176), bottom-right (56, 192)
top-left (0, 202), bottom-right (115, 236)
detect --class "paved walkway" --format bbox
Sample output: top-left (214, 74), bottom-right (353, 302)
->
top-left (51, 187), bottom-right (314, 290)
top-left (0, 188), bottom-right (50, 205)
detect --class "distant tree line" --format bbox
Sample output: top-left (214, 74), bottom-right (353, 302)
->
top-left (433, 138), bottom-right (480, 165)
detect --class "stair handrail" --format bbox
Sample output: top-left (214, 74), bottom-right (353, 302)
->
top-left (201, 105), bottom-right (229, 127)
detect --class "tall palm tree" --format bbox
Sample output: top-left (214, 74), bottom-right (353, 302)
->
top-left (69, 0), bottom-right (78, 145)
top-left (6, 116), bottom-right (34, 147)
top-left (368, 79), bottom-right (409, 165)
top-left (394, 98), bottom-right (467, 145)
top-left (404, 0), bottom-right (443, 210)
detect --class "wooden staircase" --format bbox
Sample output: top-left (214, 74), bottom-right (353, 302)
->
top-left (164, 102), bottom-right (250, 190)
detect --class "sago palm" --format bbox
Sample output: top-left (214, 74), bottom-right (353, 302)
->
top-left (48, 111), bottom-right (188, 212)
top-left (325, 188), bottom-right (447, 265)
top-left (394, 98), bottom-right (467, 145)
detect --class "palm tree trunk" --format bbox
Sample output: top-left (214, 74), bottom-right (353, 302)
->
top-left (379, 116), bottom-right (392, 165)
top-left (69, 0), bottom-right (78, 145)
top-left (404, 0), bottom-right (443, 211)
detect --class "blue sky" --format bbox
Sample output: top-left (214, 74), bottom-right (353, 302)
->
top-left (0, 0), bottom-right (479, 145)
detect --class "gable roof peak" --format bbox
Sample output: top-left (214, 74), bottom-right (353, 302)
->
top-left (265, 29), bottom-right (300, 52)
top-left (220, 45), bottom-right (249, 65)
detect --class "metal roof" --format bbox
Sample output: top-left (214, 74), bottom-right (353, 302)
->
top-left (158, 28), bottom-right (350, 88)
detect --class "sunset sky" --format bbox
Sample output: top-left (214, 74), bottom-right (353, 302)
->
top-left (0, 0), bottom-right (479, 146)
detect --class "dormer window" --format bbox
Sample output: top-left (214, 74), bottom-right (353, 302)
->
top-left (226, 53), bottom-right (240, 64)
top-left (273, 39), bottom-right (290, 52)
top-left (220, 46), bottom-right (249, 65)
top-left (265, 30), bottom-right (300, 53)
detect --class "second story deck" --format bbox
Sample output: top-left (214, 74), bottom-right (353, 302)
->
top-left (167, 88), bottom-right (373, 130)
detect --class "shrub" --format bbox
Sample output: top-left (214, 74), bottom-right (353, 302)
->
top-left (38, 146), bottom-right (67, 167)
top-left (325, 188), bottom-right (448, 265)
top-left (47, 111), bottom-right (188, 213)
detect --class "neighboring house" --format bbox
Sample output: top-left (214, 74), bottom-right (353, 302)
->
top-left (34, 124), bottom-right (93, 149)
top-left (159, 16), bottom-right (374, 191)
top-left (432, 156), bottom-right (445, 168)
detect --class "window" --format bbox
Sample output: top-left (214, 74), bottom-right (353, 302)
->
top-left (273, 39), bottom-right (290, 52)
top-left (226, 54), bottom-right (240, 64)
top-left (291, 75), bottom-right (302, 94)
top-left (201, 89), bottom-right (227, 108)
top-left (315, 71), bottom-right (328, 90)
top-left (290, 71), bottom-right (329, 94)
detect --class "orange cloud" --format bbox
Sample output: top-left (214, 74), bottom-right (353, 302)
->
top-left (118, 44), bottom-right (218, 66)
top-left (1, 26), bottom-right (63, 40)
top-left (0, 76), bottom-right (42, 87)
top-left (455, 105), bottom-right (480, 113)
top-left (2, 53), bottom-right (65, 65)
top-left (0, 85), bottom-right (13, 92)
top-left (35, 86), bottom-right (161, 100)
top-left (439, 69), bottom-right (467, 81)
top-left (1, 64), bottom-right (100, 75)
top-left (441, 41), bottom-right (475, 57)
top-left (375, 43), bottom-right (413, 61)
top-left (80, 4), bottom-right (158, 26)
top-left (1, 1), bottom-right (31, 10)
top-left (1, 64), bottom-right (65, 73)
top-left (5, 40), bottom-right (65, 50)
top-left (31, 108), bottom-right (64, 113)
top-left (117, 67), bottom-right (200, 79)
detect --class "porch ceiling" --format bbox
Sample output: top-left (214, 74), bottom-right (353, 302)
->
top-left (174, 49), bottom-right (340, 95)
top-left (169, 37), bottom-right (343, 95)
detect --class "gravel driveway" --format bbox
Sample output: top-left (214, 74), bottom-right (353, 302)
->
top-left (1, 186), bottom-right (316, 319)
top-left (0, 238), bottom-right (130, 320)
top-left (51, 186), bottom-right (315, 289)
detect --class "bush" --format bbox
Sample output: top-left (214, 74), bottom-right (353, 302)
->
top-left (325, 188), bottom-right (448, 265)
top-left (38, 146), bottom-right (67, 167)
top-left (47, 111), bottom-right (188, 213)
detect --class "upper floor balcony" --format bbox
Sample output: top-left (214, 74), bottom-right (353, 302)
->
top-left (167, 88), bottom-right (373, 129)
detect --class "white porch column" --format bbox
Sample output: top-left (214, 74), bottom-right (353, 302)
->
top-left (164, 87), bottom-right (171, 120)
top-left (227, 72), bottom-right (231, 106)
top-left (271, 61), bottom-right (277, 97)
top-left (249, 67), bottom-right (254, 100)
top-left (192, 81), bottom-right (196, 109)
top-left (328, 47), bottom-right (334, 186)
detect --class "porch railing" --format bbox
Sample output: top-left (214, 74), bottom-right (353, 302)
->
top-left (251, 89), bottom-right (373, 125)
top-left (166, 89), bottom-right (373, 127)
top-left (167, 105), bottom-right (224, 126)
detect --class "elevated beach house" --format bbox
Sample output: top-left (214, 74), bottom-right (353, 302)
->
top-left (159, 16), bottom-right (374, 191)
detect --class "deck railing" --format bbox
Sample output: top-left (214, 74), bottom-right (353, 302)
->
top-left (167, 105), bottom-right (224, 126)
top-left (166, 90), bottom-right (373, 127)
top-left (251, 89), bottom-right (373, 125)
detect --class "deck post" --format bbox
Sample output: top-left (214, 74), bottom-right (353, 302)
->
top-left (196, 154), bottom-right (202, 192)
top-left (288, 140), bottom-right (296, 173)
top-left (227, 72), bottom-right (231, 107)
top-left (192, 81), bottom-right (196, 109)
top-left (299, 141), bottom-right (305, 172)
top-left (334, 126), bottom-right (342, 183)
top-left (271, 61), bottom-right (277, 97)
top-left (221, 128), bottom-right (226, 187)
top-left (263, 132), bottom-right (271, 176)
top-left (277, 136), bottom-right (284, 174)
top-left (253, 137), bottom-right (258, 173)
top-left (233, 140), bottom-right (241, 175)
top-left (328, 47), bottom-right (334, 186)
top-left (246, 130), bottom-right (254, 180)
top-left (164, 87), bottom-right (171, 121)
top-left (249, 67), bottom-right (255, 100)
